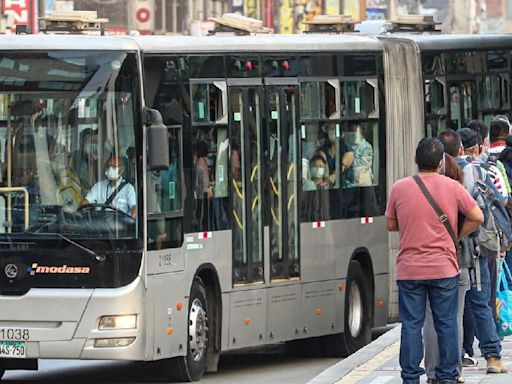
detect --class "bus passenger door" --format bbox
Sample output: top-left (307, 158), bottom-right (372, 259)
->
top-left (227, 80), bottom-right (267, 348)
top-left (265, 81), bottom-right (300, 282)
top-left (264, 80), bottom-right (301, 343)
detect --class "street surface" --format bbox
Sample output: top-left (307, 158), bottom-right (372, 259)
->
top-left (1, 345), bottom-right (339, 384)
top-left (2, 327), bottom-right (393, 383)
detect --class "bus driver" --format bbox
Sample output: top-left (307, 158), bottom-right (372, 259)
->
top-left (80, 156), bottom-right (137, 218)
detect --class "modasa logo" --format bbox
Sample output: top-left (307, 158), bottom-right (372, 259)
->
top-left (27, 263), bottom-right (91, 276)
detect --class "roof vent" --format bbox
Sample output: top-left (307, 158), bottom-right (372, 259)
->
top-left (303, 15), bottom-right (356, 34)
top-left (389, 15), bottom-right (441, 33)
top-left (209, 13), bottom-right (272, 35)
top-left (39, 11), bottom-right (108, 35)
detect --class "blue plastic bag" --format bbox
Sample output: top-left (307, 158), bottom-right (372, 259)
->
top-left (496, 261), bottom-right (512, 338)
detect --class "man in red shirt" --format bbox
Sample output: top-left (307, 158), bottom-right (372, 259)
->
top-left (386, 138), bottom-right (483, 384)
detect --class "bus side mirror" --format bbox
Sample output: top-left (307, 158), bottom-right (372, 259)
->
top-left (145, 108), bottom-right (170, 171)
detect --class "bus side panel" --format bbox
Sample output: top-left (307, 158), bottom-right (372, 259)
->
top-left (266, 285), bottom-right (301, 343)
top-left (146, 272), bottom-right (188, 360)
top-left (301, 280), bottom-right (343, 338)
top-left (228, 289), bottom-right (267, 349)
top-left (373, 273), bottom-right (389, 328)
top-left (299, 224), bottom-right (337, 282)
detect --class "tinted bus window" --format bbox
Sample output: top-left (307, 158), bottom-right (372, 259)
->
top-left (487, 51), bottom-right (509, 71)
top-left (297, 55), bottom-right (337, 76)
top-left (262, 57), bottom-right (298, 77)
top-left (341, 54), bottom-right (377, 76)
top-left (182, 56), bottom-right (225, 78)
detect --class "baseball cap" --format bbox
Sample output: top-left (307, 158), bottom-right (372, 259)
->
top-left (458, 128), bottom-right (478, 149)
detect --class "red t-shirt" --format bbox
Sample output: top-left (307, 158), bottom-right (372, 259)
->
top-left (385, 174), bottom-right (477, 280)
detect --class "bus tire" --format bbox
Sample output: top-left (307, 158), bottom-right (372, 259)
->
top-left (166, 277), bottom-right (209, 382)
top-left (324, 260), bottom-right (372, 357)
top-left (0, 367), bottom-right (4, 380)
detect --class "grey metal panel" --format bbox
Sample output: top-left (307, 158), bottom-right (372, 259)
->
top-left (380, 34), bottom-right (512, 52)
top-left (38, 340), bottom-right (86, 359)
top-left (134, 34), bottom-right (383, 54)
top-left (264, 77), bottom-right (299, 86)
top-left (0, 288), bottom-right (93, 322)
top-left (227, 78), bottom-right (262, 86)
top-left (146, 247), bottom-right (185, 275)
top-left (373, 273), bottom-right (389, 328)
top-left (0, 35), bottom-right (139, 50)
top-left (301, 280), bottom-right (342, 338)
top-left (228, 289), bottom-right (267, 349)
top-left (146, 272), bottom-right (188, 360)
top-left (266, 285), bottom-right (301, 342)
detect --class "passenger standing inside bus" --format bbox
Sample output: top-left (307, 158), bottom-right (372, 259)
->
top-left (193, 141), bottom-right (212, 230)
top-left (81, 155), bottom-right (137, 218)
top-left (344, 122), bottom-right (373, 187)
top-left (320, 123), bottom-right (354, 187)
top-left (386, 138), bottom-right (483, 384)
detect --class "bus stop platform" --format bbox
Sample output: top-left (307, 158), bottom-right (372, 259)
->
top-left (308, 324), bottom-right (512, 384)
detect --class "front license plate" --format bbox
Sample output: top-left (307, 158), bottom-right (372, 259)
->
top-left (0, 341), bottom-right (26, 358)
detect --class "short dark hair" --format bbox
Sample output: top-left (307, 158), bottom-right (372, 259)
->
top-left (467, 120), bottom-right (488, 140)
top-left (416, 137), bottom-right (444, 172)
top-left (437, 129), bottom-right (460, 157)
top-left (489, 120), bottom-right (509, 142)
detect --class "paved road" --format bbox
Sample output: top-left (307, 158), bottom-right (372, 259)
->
top-left (2, 327), bottom-right (393, 383)
top-left (1, 345), bottom-right (339, 384)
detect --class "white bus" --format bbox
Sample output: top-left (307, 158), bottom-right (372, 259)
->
top-left (1, 31), bottom-right (511, 381)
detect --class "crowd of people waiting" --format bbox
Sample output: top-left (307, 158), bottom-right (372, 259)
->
top-left (386, 116), bottom-right (512, 384)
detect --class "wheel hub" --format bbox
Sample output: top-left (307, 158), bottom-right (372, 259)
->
top-left (189, 298), bottom-right (208, 361)
top-left (348, 281), bottom-right (363, 338)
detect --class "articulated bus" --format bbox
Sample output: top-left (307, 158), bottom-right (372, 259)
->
top-left (1, 31), bottom-right (512, 381)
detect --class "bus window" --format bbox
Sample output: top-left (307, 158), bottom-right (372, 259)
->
top-left (191, 126), bottom-right (230, 232)
top-left (300, 81), bottom-right (338, 119)
top-left (147, 127), bottom-right (183, 250)
top-left (337, 121), bottom-right (381, 219)
top-left (192, 84), bottom-right (221, 123)
top-left (342, 81), bottom-right (376, 118)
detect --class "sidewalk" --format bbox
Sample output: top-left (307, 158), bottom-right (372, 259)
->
top-left (308, 324), bottom-right (512, 384)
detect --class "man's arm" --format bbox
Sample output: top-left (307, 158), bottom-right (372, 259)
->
top-left (458, 205), bottom-right (484, 238)
top-left (386, 217), bottom-right (399, 232)
top-left (130, 205), bottom-right (137, 219)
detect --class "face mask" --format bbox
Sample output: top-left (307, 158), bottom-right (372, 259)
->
top-left (328, 132), bottom-right (337, 143)
top-left (310, 167), bottom-right (325, 178)
top-left (105, 166), bottom-right (121, 181)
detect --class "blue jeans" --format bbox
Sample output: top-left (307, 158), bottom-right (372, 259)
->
top-left (465, 252), bottom-right (502, 358)
top-left (398, 276), bottom-right (459, 384)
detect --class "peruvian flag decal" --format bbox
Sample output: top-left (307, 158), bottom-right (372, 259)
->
top-left (198, 232), bottom-right (212, 240)
top-left (361, 217), bottom-right (374, 224)
top-left (312, 221), bottom-right (326, 229)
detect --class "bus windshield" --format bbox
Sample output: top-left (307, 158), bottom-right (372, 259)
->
top-left (0, 51), bottom-right (139, 240)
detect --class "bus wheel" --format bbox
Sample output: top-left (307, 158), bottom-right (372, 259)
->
top-left (0, 368), bottom-right (4, 380)
top-left (166, 277), bottom-right (209, 382)
top-left (324, 260), bottom-right (371, 357)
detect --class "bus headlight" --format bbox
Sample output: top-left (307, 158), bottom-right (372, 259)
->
top-left (94, 337), bottom-right (135, 348)
top-left (99, 315), bottom-right (137, 330)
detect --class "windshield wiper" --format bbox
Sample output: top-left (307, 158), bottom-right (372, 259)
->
top-left (27, 232), bottom-right (105, 261)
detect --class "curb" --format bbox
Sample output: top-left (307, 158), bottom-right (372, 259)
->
top-left (306, 324), bottom-right (401, 384)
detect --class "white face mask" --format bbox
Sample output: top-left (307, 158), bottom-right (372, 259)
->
top-left (105, 166), bottom-right (121, 181)
top-left (328, 131), bottom-right (337, 143)
top-left (310, 167), bottom-right (325, 178)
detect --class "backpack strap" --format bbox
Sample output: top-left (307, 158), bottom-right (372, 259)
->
top-left (413, 175), bottom-right (459, 251)
top-left (105, 179), bottom-right (129, 206)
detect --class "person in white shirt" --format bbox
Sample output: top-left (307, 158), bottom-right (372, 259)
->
top-left (81, 156), bottom-right (136, 218)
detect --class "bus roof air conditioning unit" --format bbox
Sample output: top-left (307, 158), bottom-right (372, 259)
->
top-left (39, 11), bottom-right (109, 35)
top-left (303, 15), bottom-right (356, 34)
top-left (209, 13), bottom-right (273, 35)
